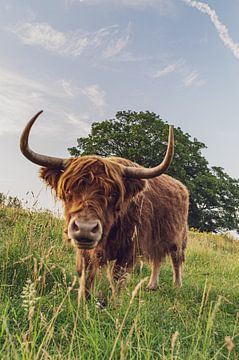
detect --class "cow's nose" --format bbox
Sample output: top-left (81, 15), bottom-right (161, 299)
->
top-left (68, 218), bottom-right (102, 245)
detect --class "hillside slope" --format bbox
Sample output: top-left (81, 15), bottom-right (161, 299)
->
top-left (0, 206), bottom-right (238, 359)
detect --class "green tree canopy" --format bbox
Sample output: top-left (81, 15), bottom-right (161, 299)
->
top-left (68, 111), bottom-right (239, 233)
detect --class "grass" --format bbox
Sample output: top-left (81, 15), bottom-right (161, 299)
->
top-left (0, 205), bottom-right (238, 359)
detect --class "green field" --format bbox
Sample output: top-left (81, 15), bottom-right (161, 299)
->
top-left (0, 206), bottom-right (238, 359)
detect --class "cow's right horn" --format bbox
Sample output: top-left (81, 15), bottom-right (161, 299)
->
top-left (122, 125), bottom-right (174, 179)
top-left (20, 111), bottom-right (66, 169)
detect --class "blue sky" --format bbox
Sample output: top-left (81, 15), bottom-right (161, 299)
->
top-left (0, 0), bottom-right (239, 210)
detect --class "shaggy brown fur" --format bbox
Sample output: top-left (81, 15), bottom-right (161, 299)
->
top-left (40, 155), bottom-right (189, 293)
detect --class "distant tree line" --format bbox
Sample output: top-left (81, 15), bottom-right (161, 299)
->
top-left (68, 111), bottom-right (239, 233)
top-left (0, 193), bottom-right (22, 209)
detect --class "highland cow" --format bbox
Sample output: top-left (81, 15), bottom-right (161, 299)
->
top-left (20, 111), bottom-right (189, 295)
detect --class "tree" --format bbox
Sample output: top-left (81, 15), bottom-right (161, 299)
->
top-left (0, 193), bottom-right (22, 208)
top-left (68, 111), bottom-right (239, 232)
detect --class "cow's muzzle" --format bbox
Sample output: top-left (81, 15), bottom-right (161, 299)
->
top-left (68, 217), bottom-right (103, 249)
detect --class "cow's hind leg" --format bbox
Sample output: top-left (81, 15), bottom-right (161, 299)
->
top-left (146, 259), bottom-right (162, 291)
top-left (170, 245), bottom-right (184, 288)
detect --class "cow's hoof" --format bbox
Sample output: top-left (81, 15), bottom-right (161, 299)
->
top-left (96, 292), bottom-right (107, 309)
top-left (173, 281), bottom-right (182, 288)
top-left (146, 284), bottom-right (158, 291)
top-left (96, 300), bottom-right (107, 309)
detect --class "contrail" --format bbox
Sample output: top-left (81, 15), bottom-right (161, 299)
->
top-left (182, 0), bottom-right (239, 61)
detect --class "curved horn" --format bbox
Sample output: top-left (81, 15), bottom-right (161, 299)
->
top-left (20, 111), bottom-right (65, 169)
top-left (123, 125), bottom-right (174, 179)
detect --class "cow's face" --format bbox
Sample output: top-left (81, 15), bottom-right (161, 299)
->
top-left (21, 112), bottom-right (173, 250)
top-left (40, 157), bottom-right (145, 250)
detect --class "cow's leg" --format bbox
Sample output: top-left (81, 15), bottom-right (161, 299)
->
top-left (112, 256), bottom-right (135, 287)
top-left (112, 245), bottom-right (134, 285)
top-left (170, 249), bottom-right (183, 288)
top-left (112, 261), bottom-right (132, 285)
top-left (146, 260), bottom-right (162, 290)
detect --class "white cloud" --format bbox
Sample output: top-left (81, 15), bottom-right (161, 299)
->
top-left (154, 60), bottom-right (183, 78)
top-left (9, 21), bottom-right (129, 59)
top-left (155, 64), bottom-right (177, 78)
top-left (0, 68), bottom-right (55, 134)
top-left (81, 85), bottom-right (106, 112)
top-left (183, 70), bottom-right (206, 87)
top-left (66, 113), bottom-right (91, 135)
top-left (58, 79), bottom-right (106, 113)
top-left (103, 33), bottom-right (130, 59)
top-left (11, 22), bottom-right (66, 51)
top-left (182, 0), bottom-right (239, 61)
top-left (113, 52), bottom-right (153, 63)
top-left (66, 0), bottom-right (174, 14)
top-left (58, 79), bottom-right (75, 98)
top-left (0, 68), bottom-right (107, 136)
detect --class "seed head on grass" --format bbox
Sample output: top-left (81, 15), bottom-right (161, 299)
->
top-left (21, 278), bottom-right (41, 353)
top-left (21, 279), bottom-right (40, 321)
top-left (109, 277), bottom-right (148, 360)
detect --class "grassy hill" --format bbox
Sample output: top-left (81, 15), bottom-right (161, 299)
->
top-left (0, 206), bottom-right (238, 359)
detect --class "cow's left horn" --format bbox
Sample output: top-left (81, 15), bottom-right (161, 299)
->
top-left (122, 126), bottom-right (174, 179)
top-left (20, 111), bottom-right (65, 169)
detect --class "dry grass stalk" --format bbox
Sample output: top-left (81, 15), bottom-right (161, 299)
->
top-left (68, 258), bottom-right (86, 360)
top-left (120, 313), bottom-right (139, 360)
top-left (171, 331), bottom-right (179, 359)
top-left (109, 277), bottom-right (148, 360)
top-left (106, 261), bottom-right (116, 301)
top-left (2, 317), bottom-right (19, 360)
top-left (35, 275), bottom-right (77, 360)
top-left (225, 336), bottom-right (234, 353)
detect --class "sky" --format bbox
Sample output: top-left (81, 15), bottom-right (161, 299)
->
top-left (0, 0), bottom-right (239, 212)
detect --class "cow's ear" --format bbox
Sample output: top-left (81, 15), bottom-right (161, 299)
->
top-left (124, 178), bottom-right (146, 199)
top-left (39, 167), bottom-right (62, 191)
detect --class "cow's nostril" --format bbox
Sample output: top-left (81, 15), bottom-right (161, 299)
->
top-left (91, 223), bottom-right (100, 234)
top-left (72, 221), bottom-right (79, 232)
